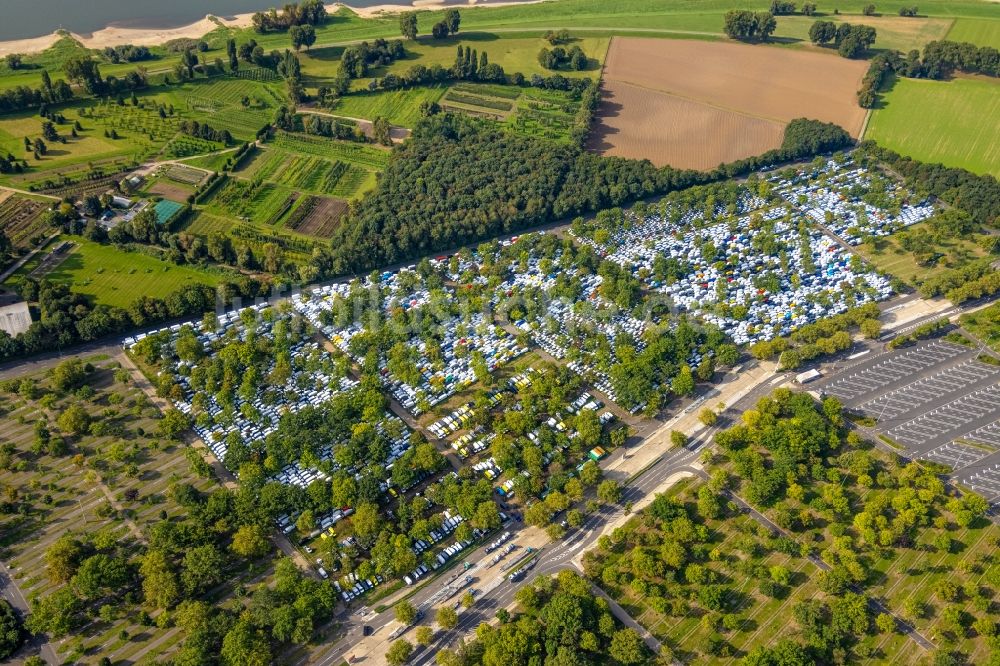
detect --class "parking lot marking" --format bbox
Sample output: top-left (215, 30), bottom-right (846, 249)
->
top-left (886, 384), bottom-right (1000, 447)
top-left (920, 441), bottom-right (992, 471)
top-left (856, 359), bottom-right (1000, 421)
top-left (822, 342), bottom-right (967, 402)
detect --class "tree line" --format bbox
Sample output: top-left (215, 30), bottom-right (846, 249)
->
top-left (538, 45), bottom-right (589, 71)
top-left (102, 44), bottom-right (152, 64)
top-left (857, 39), bottom-right (1000, 108)
top-left (808, 21), bottom-right (877, 58)
top-left (251, 0), bottom-right (327, 33)
top-left (0, 271), bottom-right (270, 363)
top-left (723, 10), bottom-right (778, 42)
top-left (857, 142), bottom-right (998, 229)
top-left (178, 120), bottom-right (233, 145)
top-left (399, 8), bottom-right (462, 42)
top-left (314, 114), bottom-right (851, 278)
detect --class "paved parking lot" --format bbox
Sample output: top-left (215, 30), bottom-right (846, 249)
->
top-left (887, 384), bottom-right (1000, 448)
top-left (964, 421), bottom-right (1000, 449)
top-left (821, 339), bottom-right (1000, 506)
top-left (956, 461), bottom-right (1000, 502)
top-left (821, 341), bottom-right (968, 404)
top-left (920, 441), bottom-right (993, 470)
top-left (858, 359), bottom-right (1000, 420)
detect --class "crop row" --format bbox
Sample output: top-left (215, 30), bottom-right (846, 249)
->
top-left (270, 133), bottom-right (389, 170)
top-left (232, 67), bottom-right (281, 83)
top-left (444, 91), bottom-right (514, 112)
top-left (451, 83), bottom-right (522, 100)
top-left (285, 195), bottom-right (318, 232)
top-left (164, 165), bottom-right (205, 185)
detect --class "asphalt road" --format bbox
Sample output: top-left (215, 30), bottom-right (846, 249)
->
top-left (0, 560), bottom-right (59, 664)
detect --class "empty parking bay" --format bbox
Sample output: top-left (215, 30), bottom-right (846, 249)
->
top-left (857, 359), bottom-right (1000, 420)
top-left (960, 464), bottom-right (1000, 501)
top-left (887, 384), bottom-right (1000, 448)
top-left (920, 441), bottom-right (992, 470)
top-left (821, 341), bottom-right (967, 403)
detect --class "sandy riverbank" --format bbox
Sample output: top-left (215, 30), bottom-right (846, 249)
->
top-left (0, 14), bottom-right (251, 57)
top-left (349, 0), bottom-right (550, 18)
top-left (0, 0), bottom-right (552, 57)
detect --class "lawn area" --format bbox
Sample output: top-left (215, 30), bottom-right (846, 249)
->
top-left (0, 358), bottom-right (222, 664)
top-left (0, 105), bottom-right (138, 186)
top-left (946, 17), bottom-right (1000, 47)
top-left (39, 236), bottom-right (224, 308)
top-left (866, 77), bottom-right (1000, 177)
top-left (362, 34), bottom-right (607, 84)
top-left (777, 14), bottom-right (953, 52)
top-left (961, 302), bottom-right (1000, 352)
top-left (176, 150), bottom-right (233, 172)
top-left (854, 220), bottom-right (988, 286)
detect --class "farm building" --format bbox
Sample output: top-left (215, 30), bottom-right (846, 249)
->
top-left (0, 300), bottom-right (32, 337)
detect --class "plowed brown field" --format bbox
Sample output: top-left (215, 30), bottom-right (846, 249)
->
top-left (588, 38), bottom-right (869, 170)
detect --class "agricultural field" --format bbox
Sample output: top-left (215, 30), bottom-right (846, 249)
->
top-left (442, 83), bottom-right (584, 143)
top-left (165, 77), bottom-right (282, 141)
top-left (946, 17), bottom-right (1000, 47)
top-left (142, 164), bottom-right (205, 200)
top-left (235, 144), bottom-right (376, 200)
top-left (328, 84), bottom-right (448, 128)
top-left (866, 77), bottom-right (1000, 177)
top-left (284, 195), bottom-right (349, 237)
top-left (0, 106), bottom-right (140, 188)
top-left (441, 86), bottom-right (518, 120)
top-left (175, 150), bottom-right (233, 172)
top-left (182, 207), bottom-right (317, 265)
top-left (231, 132), bottom-right (387, 201)
top-left (0, 74), bottom-right (279, 194)
top-left (0, 191), bottom-right (51, 250)
top-left (589, 38), bottom-right (868, 170)
top-left (0, 357), bottom-right (223, 665)
top-left (28, 236), bottom-right (223, 308)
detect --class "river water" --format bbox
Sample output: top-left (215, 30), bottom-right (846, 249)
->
top-left (1, 0), bottom-right (524, 42)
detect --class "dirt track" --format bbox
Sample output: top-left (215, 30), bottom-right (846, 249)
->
top-left (589, 37), bottom-right (869, 170)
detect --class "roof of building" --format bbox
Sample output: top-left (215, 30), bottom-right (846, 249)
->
top-left (0, 300), bottom-right (32, 337)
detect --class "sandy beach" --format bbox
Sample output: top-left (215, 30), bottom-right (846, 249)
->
top-left (0, 14), bottom-right (251, 57)
top-left (0, 0), bottom-right (551, 57)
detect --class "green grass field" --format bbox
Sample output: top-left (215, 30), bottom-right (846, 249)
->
top-left (777, 14), bottom-right (953, 52)
top-left (361, 34), bottom-right (607, 84)
top-left (176, 150), bottom-right (233, 172)
top-left (39, 236), bottom-right (223, 307)
top-left (961, 302), bottom-right (1000, 352)
top-left (328, 84), bottom-right (448, 127)
top-left (946, 17), bottom-right (1000, 47)
top-left (0, 357), bottom-right (266, 665)
top-left (866, 77), bottom-right (1000, 177)
top-left (855, 220), bottom-right (989, 286)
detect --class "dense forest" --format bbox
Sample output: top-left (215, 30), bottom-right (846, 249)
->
top-left (325, 114), bottom-right (851, 275)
